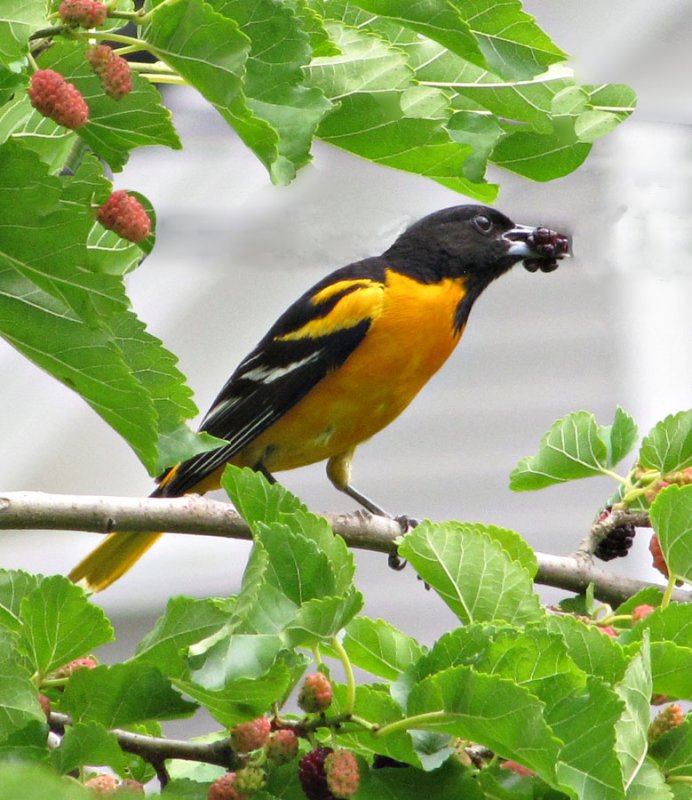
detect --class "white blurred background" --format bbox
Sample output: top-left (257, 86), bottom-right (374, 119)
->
top-left (1, 0), bottom-right (690, 665)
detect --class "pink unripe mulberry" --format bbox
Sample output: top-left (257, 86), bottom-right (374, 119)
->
top-left (59, 0), bottom-right (108, 28)
top-left (298, 673), bottom-right (333, 713)
top-left (29, 69), bottom-right (89, 130)
top-left (632, 604), bottom-right (656, 622)
top-left (324, 749), bottom-right (360, 799)
top-left (97, 191), bottom-right (151, 243)
top-left (86, 45), bottom-right (132, 100)
top-left (208, 772), bottom-right (248, 800)
top-left (266, 728), bottom-right (299, 764)
top-left (229, 716), bottom-right (271, 754)
top-left (84, 774), bottom-right (118, 794)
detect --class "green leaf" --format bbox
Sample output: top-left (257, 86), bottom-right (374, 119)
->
top-left (406, 665), bottom-right (561, 784)
top-left (650, 485), bottom-right (692, 582)
top-left (620, 604), bottom-right (692, 650)
top-left (0, 651), bottom-right (45, 744)
top-left (453, 0), bottom-right (567, 79)
top-left (625, 759), bottom-right (674, 800)
top-left (52, 721), bottom-right (131, 777)
top-left (608, 407), bottom-right (640, 468)
top-left (547, 614), bottom-right (628, 685)
top-left (398, 521), bottom-right (543, 625)
top-left (340, 617), bottom-right (424, 680)
top-left (62, 663), bottom-right (197, 727)
top-left (549, 677), bottom-right (626, 800)
top-left (176, 650), bottom-right (309, 727)
top-left (639, 410), bottom-right (692, 474)
top-left (221, 465), bottom-right (307, 532)
top-left (0, 762), bottom-right (90, 800)
top-left (492, 129), bottom-right (591, 180)
top-left (616, 587), bottom-right (664, 617)
top-left (211, 0), bottom-right (333, 183)
top-left (189, 633), bottom-right (285, 690)
top-left (510, 409), bottom-right (630, 491)
top-left (0, 569), bottom-right (41, 633)
top-left (614, 641), bottom-right (652, 789)
top-left (18, 576), bottom-right (113, 678)
top-left (647, 642), bottom-right (692, 699)
top-left (347, 0), bottom-right (485, 67)
top-left (33, 40), bottom-right (182, 172)
top-left (650, 718), bottom-right (692, 779)
top-left (132, 596), bottom-right (230, 677)
top-left (357, 759), bottom-right (483, 800)
top-left (283, 589), bottom-right (363, 647)
top-left (0, 1), bottom-right (45, 62)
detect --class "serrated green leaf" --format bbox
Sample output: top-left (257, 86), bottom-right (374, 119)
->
top-left (547, 613), bottom-right (628, 685)
top-left (189, 633), bottom-right (284, 690)
top-left (626, 758), bottom-right (674, 800)
top-left (398, 521), bottom-right (542, 625)
top-left (608, 407), bottom-right (640, 467)
top-left (647, 642), bottom-right (692, 699)
top-left (18, 576), bottom-right (113, 677)
top-left (0, 1), bottom-right (45, 62)
top-left (0, 570), bottom-right (41, 633)
top-left (406, 665), bottom-right (561, 784)
top-left (453, 0), bottom-right (567, 79)
top-left (62, 663), bottom-right (197, 727)
top-left (639, 410), bottom-right (692, 474)
top-left (650, 718), bottom-right (692, 779)
top-left (510, 409), bottom-right (629, 490)
top-left (211, 0), bottom-right (332, 183)
top-left (650, 485), bottom-right (692, 582)
top-left (492, 129), bottom-right (591, 180)
top-left (132, 596), bottom-right (230, 677)
top-left (347, 0), bottom-right (485, 67)
top-left (341, 617), bottom-right (424, 680)
top-left (176, 650), bottom-right (309, 727)
top-left (621, 605), bottom-right (692, 650)
top-left (52, 721), bottom-right (131, 777)
top-left (0, 652), bottom-right (45, 743)
top-left (284, 589), bottom-right (363, 646)
top-left (614, 641), bottom-right (652, 789)
top-left (549, 676), bottom-right (626, 800)
top-left (357, 758), bottom-right (483, 800)
top-left (0, 762), bottom-right (90, 800)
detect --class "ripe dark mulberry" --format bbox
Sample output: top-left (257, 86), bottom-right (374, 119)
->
top-left (299, 747), bottom-right (334, 800)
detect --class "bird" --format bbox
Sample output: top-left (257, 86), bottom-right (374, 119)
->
top-left (69, 204), bottom-right (570, 591)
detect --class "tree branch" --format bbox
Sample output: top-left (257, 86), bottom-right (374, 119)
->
top-left (1, 491), bottom-right (688, 605)
top-left (49, 712), bottom-right (236, 768)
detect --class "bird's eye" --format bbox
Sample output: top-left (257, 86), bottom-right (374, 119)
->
top-left (473, 214), bottom-right (492, 234)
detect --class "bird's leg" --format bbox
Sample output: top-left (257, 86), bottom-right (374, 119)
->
top-left (253, 461), bottom-right (277, 484)
top-left (326, 451), bottom-right (417, 571)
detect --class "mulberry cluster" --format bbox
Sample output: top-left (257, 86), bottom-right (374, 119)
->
top-left (299, 748), bottom-right (360, 800)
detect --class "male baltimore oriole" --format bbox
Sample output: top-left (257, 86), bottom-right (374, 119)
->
top-left (69, 205), bottom-right (569, 591)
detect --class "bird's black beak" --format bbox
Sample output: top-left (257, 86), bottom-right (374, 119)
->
top-left (502, 223), bottom-right (571, 273)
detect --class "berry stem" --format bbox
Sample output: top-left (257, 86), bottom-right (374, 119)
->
top-left (139, 74), bottom-right (188, 86)
top-left (596, 614), bottom-right (630, 626)
top-left (661, 572), bottom-right (677, 609)
top-left (29, 25), bottom-right (73, 40)
top-left (330, 636), bottom-right (356, 717)
top-left (127, 60), bottom-right (177, 74)
top-left (374, 710), bottom-right (450, 738)
top-left (86, 30), bottom-right (156, 53)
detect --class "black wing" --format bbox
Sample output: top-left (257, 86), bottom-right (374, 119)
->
top-left (155, 259), bottom-right (387, 496)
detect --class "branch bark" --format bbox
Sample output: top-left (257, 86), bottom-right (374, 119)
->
top-left (1, 491), bottom-right (688, 606)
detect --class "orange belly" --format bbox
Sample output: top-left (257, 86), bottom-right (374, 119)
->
top-left (230, 270), bottom-right (466, 473)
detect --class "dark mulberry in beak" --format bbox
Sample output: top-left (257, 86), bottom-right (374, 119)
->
top-left (503, 224), bottom-right (571, 273)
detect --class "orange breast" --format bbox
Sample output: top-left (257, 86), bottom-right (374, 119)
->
top-left (232, 271), bottom-right (467, 472)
